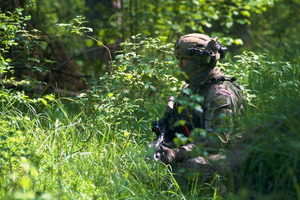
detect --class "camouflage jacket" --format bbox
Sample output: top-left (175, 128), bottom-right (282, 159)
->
top-left (170, 67), bottom-right (244, 157)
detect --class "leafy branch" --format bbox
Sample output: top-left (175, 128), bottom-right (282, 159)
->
top-left (56, 15), bottom-right (112, 61)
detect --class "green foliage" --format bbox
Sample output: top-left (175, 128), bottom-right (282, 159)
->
top-left (223, 52), bottom-right (300, 199)
top-left (1, 34), bottom-right (299, 199)
top-left (78, 35), bottom-right (183, 131)
top-left (1, 0), bottom-right (300, 199)
top-left (0, 8), bottom-right (53, 89)
top-left (56, 15), bottom-right (93, 36)
top-left (249, 0), bottom-right (300, 59)
top-left (0, 9), bottom-right (28, 74)
top-left (0, 35), bottom-right (227, 199)
top-left (22, 0), bottom-right (281, 77)
top-left (26, 0), bottom-right (90, 57)
top-left (222, 52), bottom-right (299, 110)
top-left (97, 0), bottom-right (277, 43)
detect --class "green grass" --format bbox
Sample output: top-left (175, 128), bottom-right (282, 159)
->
top-left (1, 49), bottom-right (299, 199)
top-left (226, 52), bottom-right (300, 199)
top-left (0, 97), bottom-right (215, 199)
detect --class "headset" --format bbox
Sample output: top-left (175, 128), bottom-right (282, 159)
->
top-left (186, 39), bottom-right (227, 68)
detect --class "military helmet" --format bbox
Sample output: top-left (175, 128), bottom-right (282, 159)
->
top-left (174, 33), bottom-right (227, 68)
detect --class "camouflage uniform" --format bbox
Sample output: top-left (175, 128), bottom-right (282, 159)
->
top-left (170, 67), bottom-right (243, 185)
top-left (158, 33), bottom-right (244, 188)
top-left (172, 67), bottom-right (243, 150)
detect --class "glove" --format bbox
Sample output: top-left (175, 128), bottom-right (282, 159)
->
top-left (158, 145), bottom-right (179, 165)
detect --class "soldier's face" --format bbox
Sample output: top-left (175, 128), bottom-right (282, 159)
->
top-left (179, 58), bottom-right (209, 82)
top-left (180, 58), bottom-right (192, 69)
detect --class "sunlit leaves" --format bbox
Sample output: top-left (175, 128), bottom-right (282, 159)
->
top-left (56, 16), bottom-right (93, 36)
top-left (101, 0), bottom-right (276, 45)
top-left (78, 35), bottom-right (182, 132)
top-left (221, 51), bottom-right (299, 114)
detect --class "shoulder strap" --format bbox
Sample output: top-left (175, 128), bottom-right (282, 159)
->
top-left (196, 76), bottom-right (237, 94)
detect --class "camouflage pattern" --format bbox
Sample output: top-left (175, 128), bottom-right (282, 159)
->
top-left (174, 34), bottom-right (213, 60)
top-left (174, 33), bottom-right (223, 61)
top-left (166, 67), bottom-right (243, 186)
top-left (154, 33), bottom-right (243, 190)
top-left (174, 33), bottom-right (227, 70)
top-left (171, 67), bottom-right (243, 148)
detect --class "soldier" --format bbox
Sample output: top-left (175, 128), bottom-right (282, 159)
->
top-left (151, 33), bottom-right (244, 192)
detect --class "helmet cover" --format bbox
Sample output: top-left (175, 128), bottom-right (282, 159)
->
top-left (174, 33), bottom-right (226, 68)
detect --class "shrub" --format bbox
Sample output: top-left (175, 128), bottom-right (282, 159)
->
top-left (226, 52), bottom-right (300, 199)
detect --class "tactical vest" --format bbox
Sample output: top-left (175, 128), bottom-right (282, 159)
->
top-left (171, 76), bottom-right (242, 137)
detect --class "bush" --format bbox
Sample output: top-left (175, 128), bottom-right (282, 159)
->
top-left (226, 52), bottom-right (300, 199)
top-left (1, 28), bottom-right (299, 199)
top-left (77, 35), bottom-right (184, 137)
top-left (0, 36), bottom-right (190, 199)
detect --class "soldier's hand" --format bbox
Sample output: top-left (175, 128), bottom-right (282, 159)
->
top-left (159, 145), bottom-right (179, 165)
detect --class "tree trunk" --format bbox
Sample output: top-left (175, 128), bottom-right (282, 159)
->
top-left (0, 0), bottom-right (25, 12)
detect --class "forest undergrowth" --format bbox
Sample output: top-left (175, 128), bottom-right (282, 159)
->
top-left (1, 35), bottom-right (300, 200)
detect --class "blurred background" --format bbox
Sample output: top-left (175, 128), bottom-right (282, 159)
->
top-left (1, 0), bottom-right (299, 95)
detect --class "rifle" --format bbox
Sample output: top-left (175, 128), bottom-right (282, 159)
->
top-left (149, 96), bottom-right (176, 161)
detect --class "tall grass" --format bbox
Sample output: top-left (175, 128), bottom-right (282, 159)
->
top-left (0, 94), bottom-right (182, 199)
top-left (1, 37), bottom-right (299, 199)
top-left (224, 52), bottom-right (300, 199)
top-left (0, 37), bottom-right (200, 199)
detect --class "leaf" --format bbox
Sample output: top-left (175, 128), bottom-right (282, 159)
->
top-left (194, 105), bottom-right (203, 112)
top-left (45, 94), bottom-right (55, 101)
top-left (177, 106), bottom-right (185, 114)
top-left (20, 176), bottom-right (31, 189)
top-left (183, 88), bottom-right (192, 95)
top-left (225, 21), bottom-right (233, 28)
top-left (240, 10), bottom-right (251, 17)
top-left (57, 23), bottom-right (70, 27)
top-left (41, 99), bottom-right (48, 106)
top-left (115, 54), bottom-right (124, 60)
top-left (233, 39), bottom-right (244, 45)
top-left (107, 93), bottom-right (114, 98)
